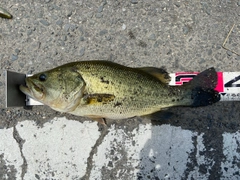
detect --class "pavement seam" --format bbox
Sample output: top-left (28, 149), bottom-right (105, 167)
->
top-left (81, 125), bottom-right (109, 180)
top-left (13, 126), bottom-right (27, 180)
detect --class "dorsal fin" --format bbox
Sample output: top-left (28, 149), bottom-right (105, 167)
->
top-left (137, 67), bottom-right (171, 84)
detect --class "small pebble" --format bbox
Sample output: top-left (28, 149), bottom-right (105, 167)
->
top-left (11, 54), bottom-right (18, 61)
top-left (52, 15), bottom-right (58, 20)
top-left (80, 37), bottom-right (84, 41)
top-left (154, 41), bottom-right (160, 48)
top-left (106, 36), bottom-right (111, 41)
top-left (99, 29), bottom-right (108, 36)
top-left (199, 58), bottom-right (205, 63)
top-left (138, 40), bottom-right (147, 47)
top-left (148, 34), bottom-right (156, 40)
top-left (174, 2), bottom-right (181, 7)
top-left (56, 20), bottom-right (63, 26)
top-left (63, 24), bottom-right (71, 32)
top-left (183, 25), bottom-right (189, 35)
top-left (208, 49), bottom-right (212, 56)
top-left (166, 49), bottom-right (172, 55)
top-left (131, 0), bottom-right (138, 4)
top-left (33, 20), bottom-right (39, 25)
top-left (87, 12), bottom-right (94, 18)
top-left (122, 24), bottom-right (126, 30)
top-left (15, 49), bottom-right (20, 55)
top-left (216, 45), bottom-right (221, 49)
top-left (62, 36), bottom-right (67, 41)
top-left (96, 13), bottom-right (103, 18)
top-left (108, 161), bottom-right (113, 167)
top-left (32, 42), bottom-right (41, 49)
top-left (0, 82), bottom-right (3, 86)
top-left (40, 19), bottom-right (50, 26)
top-left (79, 47), bottom-right (85, 56)
top-left (48, 5), bottom-right (54, 11)
top-left (67, 11), bottom-right (72, 17)
top-left (58, 40), bottom-right (65, 46)
top-left (70, 25), bottom-right (77, 31)
top-left (27, 29), bottom-right (32, 36)
top-left (202, 3), bottom-right (210, 15)
top-left (19, 63), bottom-right (24, 68)
top-left (227, 51), bottom-right (232, 56)
top-left (55, 5), bottom-right (61, 10)
top-left (237, 1), bottom-right (240, 6)
top-left (101, 0), bottom-right (107, 6)
top-left (45, 0), bottom-right (51, 3)
top-left (98, 5), bottom-right (104, 13)
top-left (36, 11), bottom-right (43, 18)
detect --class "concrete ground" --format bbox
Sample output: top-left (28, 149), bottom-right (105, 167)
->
top-left (0, 0), bottom-right (240, 179)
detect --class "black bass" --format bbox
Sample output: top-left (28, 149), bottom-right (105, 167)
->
top-left (20, 61), bottom-right (220, 124)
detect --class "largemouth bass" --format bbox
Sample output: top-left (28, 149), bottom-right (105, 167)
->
top-left (20, 61), bottom-right (220, 124)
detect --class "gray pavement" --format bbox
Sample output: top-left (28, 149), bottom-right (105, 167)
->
top-left (0, 0), bottom-right (240, 179)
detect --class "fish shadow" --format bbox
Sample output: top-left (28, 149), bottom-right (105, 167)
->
top-left (136, 101), bottom-right (240, 179)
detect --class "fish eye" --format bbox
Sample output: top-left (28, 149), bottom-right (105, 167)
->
top-left (39, 74), bottom-right (47, 81)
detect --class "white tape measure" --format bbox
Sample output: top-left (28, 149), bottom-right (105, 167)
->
top-left (5, 70), bottom-right (240, 108)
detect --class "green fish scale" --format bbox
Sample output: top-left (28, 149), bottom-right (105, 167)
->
top-left (67, 61), bottom-right (188, 119)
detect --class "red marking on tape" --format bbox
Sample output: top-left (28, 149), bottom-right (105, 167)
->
top-left (176, 78), bottom-right (194, 85)
top-left (215, 72), bottom-right (224, 92)
top-left (175, 72), bottom-right (198, 86)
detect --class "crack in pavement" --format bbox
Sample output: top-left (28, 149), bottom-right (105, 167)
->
top-left (81, 125), bottom-right (109, 180)
top-left (13, 126), bottom-right (27, 180)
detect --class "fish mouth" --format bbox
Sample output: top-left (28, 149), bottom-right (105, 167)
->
top-left (19, 84), bottom-right (31, 96)
top-left (19, 78), bottom-right (44, 99)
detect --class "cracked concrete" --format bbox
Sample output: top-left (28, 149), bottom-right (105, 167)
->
top-left (0, 154), bottom-right (17, 180)
top-left (82, 125), bottom-right (109, 180)
top-left (16, 118), bottom-right (100, 179)
top-left (0, 127), bottom-right (22, 179)
top-left (0, 0), bottom-right (240, 179)
top-left (1, 116), bottom-right (240, 179)
top-left (13, 126), bottom-right (27, 180)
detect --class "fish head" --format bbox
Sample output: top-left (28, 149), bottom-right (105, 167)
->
top-left (20, 67), bottom-right (86, 112)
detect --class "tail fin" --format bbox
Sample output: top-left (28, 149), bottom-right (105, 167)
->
top-left (184, 67), bottom-right (220, 107)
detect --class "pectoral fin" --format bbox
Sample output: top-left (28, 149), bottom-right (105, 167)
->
top-left (82, 93), bottom-right (115, 105)
top-left (86, 115), bottom-right (107, 125)
top-left (137, 67), bottom-right (171, 84)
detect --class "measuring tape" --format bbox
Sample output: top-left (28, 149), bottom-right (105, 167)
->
top-left (27, 71), bottom-right (240, 106)
top-left (5, 70), bottom-right (240, 108)
top-left (169, 72), bottom-right (240, 101)
top-left (25, 72), bottom-right (240, 106)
